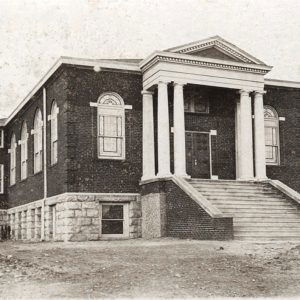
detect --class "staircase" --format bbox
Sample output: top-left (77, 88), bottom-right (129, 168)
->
top-left (187, 179), bottom-right (300, 241)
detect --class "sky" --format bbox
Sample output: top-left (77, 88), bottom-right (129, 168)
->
top-left (0, 0), bottom-right (300, 118)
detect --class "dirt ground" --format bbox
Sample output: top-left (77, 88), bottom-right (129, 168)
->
top-left (0, 238), bottom-right (300, 299)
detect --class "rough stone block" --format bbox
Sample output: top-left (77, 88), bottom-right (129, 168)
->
top-left (82, 202), bottom-right (98, 209)
top-left (86, 209), bottom-right (99, 217)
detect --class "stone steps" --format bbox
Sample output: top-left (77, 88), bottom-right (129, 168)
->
top-left (187, 179), bottom-right (300, 241)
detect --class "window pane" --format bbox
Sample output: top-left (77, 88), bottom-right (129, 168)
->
top-left (272, 128), bottom-right (277, 145)
top-left (265, 146), bottom-right (274, 159)
top-left (101, 220), bottom-right (123, 234)
top-left (265, 127), bottom-right (273, 145)
top-left (104, 116), bottom-right (117, 136)
top-left (103, 137), bottom-right (117, 152)
top-left (194, 99), bottom-right (208, 113)
top-left (102, 205), bottom-right (123, 219)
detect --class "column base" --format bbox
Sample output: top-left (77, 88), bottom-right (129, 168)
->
top-left (255, 177), bottom-right (269, 181)
top-left (156, 172), bottom-right (172, 178)
top-left (174, 173), bottom-right (191, 179)
top-left (237, 177), bottom-right (255, 181)
top-left (141, 175), bottom-right (156, 182)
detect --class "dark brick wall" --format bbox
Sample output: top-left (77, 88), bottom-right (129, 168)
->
top-left (264, 85), bottom-right (300, 192)
top-left (5, 68), bottom-right (68, 208)
top-left (65, 67), bottom-right (143, 193)
top-left (141, 180), bottom-right (233, 240)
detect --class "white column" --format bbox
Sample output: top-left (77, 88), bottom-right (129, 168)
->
top-left (157, 81), bottom-right (171, 177)
top-left (239, 89), bottom-right (254, 180)
top-left (235, 100), bottom-right (241, 179)
top-left (254, 91), bottom-right (267, 180)
top-left (173, 82), bottom-right (188, 177)
top-left (141, 90), bottom-right (155, 180)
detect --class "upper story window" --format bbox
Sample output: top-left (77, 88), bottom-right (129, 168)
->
top-left (50, 101), bottom-right (59, 165)
top-left (0, 164), bottom-right (3, 194)
top-left (33, 109), bottom-right (43, 173)
top-left (264, 106), bottom-right (280, 165)
top-left (20, 122), bottom-right (28, 180)
top-left (184, 96), bottom-right (209, 113)
top-left (0, 129), bottom-right (4, 148)
top-left (9, 133), bottom-right (16, 186)
top-left (97, 93), bottom-right (125, 160)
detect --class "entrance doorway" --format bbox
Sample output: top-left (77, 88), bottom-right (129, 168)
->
top-left (186, 131), bottom-right (211, 178)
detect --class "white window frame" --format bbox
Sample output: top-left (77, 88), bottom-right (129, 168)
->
top-left (100, 203), bottom-right (129, 238)
top-left (0, 129), bottom-right (4, 148)
top-left (19, 122), bottom-right (28, 180)
top-left (49, 101), bottom-right (59, 165)
top-left (9, 134), bottom-right (17, 186)
top-left (264, 105), bottom-right (280, 166)
top-left (97, 93), bottom-right (126, 160)
top-left (0, 164), bottom-right (4, 193)
top-left (32, 109), bottom-right (43, 174)
top-left (184, 97), bottom-right (209, 114)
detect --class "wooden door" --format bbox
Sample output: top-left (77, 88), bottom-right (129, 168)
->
top-left (186, 132), bottom-right (211, 178)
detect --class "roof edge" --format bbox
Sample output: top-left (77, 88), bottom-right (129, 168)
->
top-left (265, 78), bottom-right (300, 89)
top-left (4, 57), bottom-right (141, 125)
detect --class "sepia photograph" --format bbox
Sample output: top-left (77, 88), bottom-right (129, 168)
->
top-left (0, 0), bottom-right (300, 299)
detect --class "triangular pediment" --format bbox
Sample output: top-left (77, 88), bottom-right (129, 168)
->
top-left (166, 36), bottom-right (266, 65)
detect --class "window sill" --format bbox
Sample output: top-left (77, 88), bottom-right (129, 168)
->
top-left (49, 162), bottom-right (58, 168)
top-left (98, 156), bottom-right (126, 161)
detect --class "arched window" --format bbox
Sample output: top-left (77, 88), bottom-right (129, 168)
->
top-left (50, 101), bottom-right (59, 165)
top-left (9, 133), bottom-right (17, 185)
top-left (20, 122), bottom-right (28, 180)
top-left (97, 92), bottom-right (125, 159)
top-left (264, 106), bottom-right (280, 165)
top-left (33, 109), bottom-right (43, 173)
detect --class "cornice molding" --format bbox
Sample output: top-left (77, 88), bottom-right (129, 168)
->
top-left (141, 53), bottom-right (272, 75)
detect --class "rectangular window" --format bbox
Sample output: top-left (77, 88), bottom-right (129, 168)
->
top-left (98, 114), bottom-right (124, 158)
top-left (184, 98), bottom-right (209, 113)
top-left (21, 141), bottom-right (28, 180)
top-left (10, 148), bottom-right (16, 186)
top-left (34, 129), bottom-right (43, 174)
top-left (100, 203), bottom-right (129, 238)
top-left (51, 116), bottom-right (58, 165)
top-left (265, 126), bottom-right (279, 164)
top-left (0, 165), bottom-right (4, 194)
top-left (0, 130), bottom-right (4, 148)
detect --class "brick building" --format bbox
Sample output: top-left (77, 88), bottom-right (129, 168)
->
top-left (0, 36), bottom-right (299, 241)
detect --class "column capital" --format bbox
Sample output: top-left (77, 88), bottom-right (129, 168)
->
top-left (141, 90), bottom-right (154, 96)
top-left (238, 89), bottom-right (252, 96)
top-left (254, 90), bottom-right (267, 96)
top-left (157, 80), bottom-right (169, 86)
top-left (173, 81), bottom-right (187, 87)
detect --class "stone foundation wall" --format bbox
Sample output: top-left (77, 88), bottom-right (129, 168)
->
top-left (0, 209), bottom-right (9, 240)
top-left (6, 193), bottom-right (142, 242)
top-left (141, 193), bottom-right (166, 238)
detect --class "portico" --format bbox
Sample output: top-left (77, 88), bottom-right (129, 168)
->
top-left (140, 36), bottom-right (272, 182)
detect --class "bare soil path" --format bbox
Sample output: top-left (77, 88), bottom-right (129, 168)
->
top-left (0, 238), bottom-right (300, 299)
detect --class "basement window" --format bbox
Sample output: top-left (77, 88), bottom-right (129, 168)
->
top-left (100, 203), bottom-right (129, 238)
